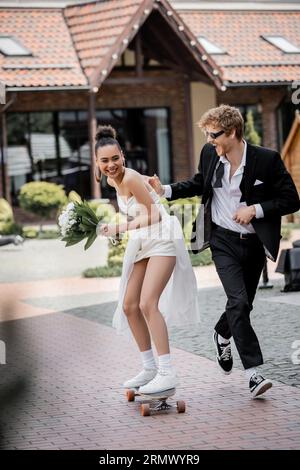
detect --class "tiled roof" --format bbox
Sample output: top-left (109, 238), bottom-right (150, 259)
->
top-left (64, 0), bottom-right (148, 84)
top-left (2, 2), bottom-right (299, 89)
top-left (64, 0), bottom-right (222, 88)
top-left (177, 10), bottom-right (300, 84)
top-left (0, 8), bottom-right (87, 88)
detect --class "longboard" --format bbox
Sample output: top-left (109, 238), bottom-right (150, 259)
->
top-left (125, 387), bottom-right (186, 416)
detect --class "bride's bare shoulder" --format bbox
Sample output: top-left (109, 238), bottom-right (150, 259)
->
top-left (124, 168), bottom-right (143, 183)
top-left (125, 169), bottom-right (152, 192)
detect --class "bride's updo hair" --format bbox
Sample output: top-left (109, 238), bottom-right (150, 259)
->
top-left (94, 125), bottom-right (123, 182)
top-left (95, 124), bottom-right (121, 154)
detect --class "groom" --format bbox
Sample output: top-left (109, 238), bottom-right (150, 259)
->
top-left (150, 104), bottom-right (300, 398)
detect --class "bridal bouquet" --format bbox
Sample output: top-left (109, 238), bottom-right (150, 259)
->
top-left (58, 201), bottom-right (103, 250)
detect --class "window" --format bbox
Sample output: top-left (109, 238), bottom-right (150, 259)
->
top-left (262, 36), bottom-right (300, 53)
top-left (0, 37), bottom-right (31, 56)
top-left (7, 111), bottom-right (91, 203)
top-left (7, 107), bottom-right (172, 203)
top-left (95, 108), bottom-right (172, 198)
top-left (58, 111), bottom-right (90, 197)
top-left (198, 37), bottom-right (226, 55)
top-left (6, 113), bottom-right (32, 204)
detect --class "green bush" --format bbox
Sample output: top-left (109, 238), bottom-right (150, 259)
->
top-left (163, 196), bottom-right (200, 243)
top-left (22, 226), bottom-right (60, 239)
top-left (108, 236), bottom-right (128, 268)
top-left (38, 229), bottom-right (60, 239)
top-left (189, 248), bottom-right (212, 267)
top-left (22, 226), bottom-right (38, 238)
top-left (281, 225), bottom-right (292, 241)
top-left (82, 234), bottom-right (127, 277)
top-left (244, 110), bottom-right (261, 146)
top-left (83, 265), bottom-right (123, 278)
top-left (0, 198), bottom-right (23, 235)
top-left (19, 182), bottom-right (67, 230)
top-left (95, 203), bottom-right (116, 223)
top-left (0, 198), bottom-right (14, 223)
top-left (0, 221), bottom-right (23, 235)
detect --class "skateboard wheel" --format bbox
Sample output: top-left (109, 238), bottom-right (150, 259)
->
top-left (176, 400), bottom-right (186, 413)
top-left (141, 403), bottom-right (151, 416)
top-left (126, 389), bottom-right (135, 402)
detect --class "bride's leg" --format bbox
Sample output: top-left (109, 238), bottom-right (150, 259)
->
top-left (123, 258), bottom-right (151, 351)
top-left (139, 256), bottom-right (176, 355)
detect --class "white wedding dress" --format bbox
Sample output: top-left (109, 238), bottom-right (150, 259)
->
top-left (112, 189), bottom-right (200, 334)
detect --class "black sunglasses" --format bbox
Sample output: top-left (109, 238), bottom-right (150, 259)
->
top-left (205, 130), bottom-right (225, 140)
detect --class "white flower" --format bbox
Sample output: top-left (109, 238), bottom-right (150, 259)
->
top-left (66, 202), bottom-right (75, 212)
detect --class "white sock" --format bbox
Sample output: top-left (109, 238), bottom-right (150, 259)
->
top-left (158, 353), bottom-right (172, 373)
top-left (245, 367), bottom-right (257, 381)
top-left (141, 349), bottom-right (156, 370)
top-left (218, 334), bottom-right (230, 345)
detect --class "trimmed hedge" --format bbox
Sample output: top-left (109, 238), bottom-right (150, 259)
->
top-left (19, 182), bottom-right (67, 221)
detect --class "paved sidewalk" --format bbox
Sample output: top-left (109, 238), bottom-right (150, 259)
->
top-left (0, 312), bottom-right (300, 450)
top-left (1, 233), bottom-right (299, 449)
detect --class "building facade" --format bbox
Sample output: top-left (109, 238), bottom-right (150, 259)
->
top-left (1, 0), bottom-right (299, 205)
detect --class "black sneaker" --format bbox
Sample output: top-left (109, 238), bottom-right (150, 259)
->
top-left (249, 374), bottom-right (272, 398)
top-left (213, 331), bottom-right (233, 375)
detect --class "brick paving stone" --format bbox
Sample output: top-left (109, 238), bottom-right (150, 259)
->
top-left (64, 283), bottom-right (300, 388)
top-left (1, 312), bottom-right (300, 450)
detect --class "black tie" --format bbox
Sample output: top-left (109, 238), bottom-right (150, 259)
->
top-left (213, 161), bottom-right (224, 188)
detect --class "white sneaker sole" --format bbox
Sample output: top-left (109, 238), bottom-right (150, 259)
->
top-left (215, 357), bottom-right (232, 375)
top-left (139, 384), bottom-right (177, 394)
top-left (123, 371), bottom-right (157, 389)
top-left (251, 380), bottom-right (273, 399)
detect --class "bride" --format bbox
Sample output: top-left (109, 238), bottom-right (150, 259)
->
top-left (96, 125), bottom-right (200, 394)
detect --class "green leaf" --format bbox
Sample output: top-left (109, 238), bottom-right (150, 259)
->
top-left (63, 233), bottom-right (86, 245)
top-left (77, 202), bottom-right (100, 224)
top-left (81, 216), bottom-right (97, 228)
top-left (84, 230), bottom-right (97, 250)
top-left (79, 222), bottom-right (92, 231)
top-left (65, 238), bottom-right (84, 247)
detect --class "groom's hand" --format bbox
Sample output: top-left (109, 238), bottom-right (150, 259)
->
top-left (233, 205), bottom-right (256, 225)
top-left (148, 174), bottom-right (165, 196)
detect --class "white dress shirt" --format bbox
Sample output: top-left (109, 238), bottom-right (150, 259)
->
top-left (163, 141), bottom-right (264, 234)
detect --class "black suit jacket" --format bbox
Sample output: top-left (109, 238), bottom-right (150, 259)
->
top-left (169, 142), bottom-right (300, 261)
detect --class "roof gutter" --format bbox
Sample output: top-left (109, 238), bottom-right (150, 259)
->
top-left (6, 85), bottom-right (91, 92)
top-left (223, 81), bottom-right (292, 88)
top-left (172, 2), bottom-right (300, 12)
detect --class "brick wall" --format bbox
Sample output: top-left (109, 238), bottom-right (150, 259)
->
top-left (217, 86), bottom-right (287, 151)
top-left (6, 70), bottom-right (191, 182)
top-left (5, 76), bottom-right (288, 198)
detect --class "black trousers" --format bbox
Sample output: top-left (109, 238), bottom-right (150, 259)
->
top-left (210, 225), bottom-right (266, 369)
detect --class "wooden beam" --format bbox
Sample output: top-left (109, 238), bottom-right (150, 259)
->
top-left (144, 21), bottom-right (188, 71)
top-left (141, 34), bottom-right (190, 75)
top-left (105, 76), bottom-right (181, 85)
top-left (184, 79), bottom-right (195, 176)
top-left (88, 91), bottom-right (101, 199)
top-left (135, 33), bottom-right (143, 78)
top-left (0, 113), bottom-right (10, 203)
